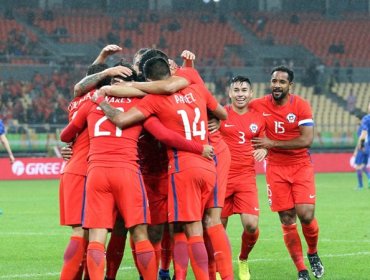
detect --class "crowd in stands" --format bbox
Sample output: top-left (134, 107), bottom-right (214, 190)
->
top-left (0, 68), bottom-right (86, 131)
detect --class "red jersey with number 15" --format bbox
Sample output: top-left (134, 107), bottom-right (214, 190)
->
top-left (249, 94), bottom-right (314, 165)
top-left (136, 84), bottom-right (217, 174)
top-left (62, 91), bottom-right (94, 176)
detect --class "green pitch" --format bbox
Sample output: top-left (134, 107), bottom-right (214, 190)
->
top-left (0, 173), bottom-right (369, 279)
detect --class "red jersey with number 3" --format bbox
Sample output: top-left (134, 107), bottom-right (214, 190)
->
top-left (249, 94), bottom-right (314, 165)
top-left (136, 84), bottom-right (217, 174)
top-left (62, 91), bottom-right (94, 176)
top-left (220, 105), bottom-right (265, 175)
top-left (65, 97), bottom-right (142, 171)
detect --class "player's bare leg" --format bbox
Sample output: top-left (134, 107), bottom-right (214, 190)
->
top-left (148, 223), bottom-right (165, 272)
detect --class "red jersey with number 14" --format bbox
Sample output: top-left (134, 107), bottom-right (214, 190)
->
top-left (249, 94), bottom-right (314, 165)
top-left (136, 84), bottom-right (217, 174)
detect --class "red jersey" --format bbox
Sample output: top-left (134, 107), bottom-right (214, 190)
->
top-left (136, 84), bottom-right (217, 174)
top-left (174, 67), bottom-right (205, 85)
top-left (138, 128), bottom-right (168, 176)
top-left (61, 96), bottom-right (142, 172)
top-left (62, 91), bottom-right (94, 176)
top-left (174, 67), bottom-right (227, 153)
top-left (249, 94), bottom-right (314, 165)
top-left (220, 105), bottom-right (265, 175)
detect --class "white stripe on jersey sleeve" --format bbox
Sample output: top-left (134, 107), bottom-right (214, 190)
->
top-left (298, 119), bottom-right (314, 126)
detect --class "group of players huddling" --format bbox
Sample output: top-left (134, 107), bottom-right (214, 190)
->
top-left (59, 45), bottom-right (325, 280)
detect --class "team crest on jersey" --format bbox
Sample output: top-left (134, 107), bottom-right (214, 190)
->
top-left (286, 113), bottom-right (296, 123)
top-left (249, 123), bottom-right (258, 133)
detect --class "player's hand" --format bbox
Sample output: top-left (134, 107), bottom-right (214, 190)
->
top-left (168, 59), bottom-right (179, 74)
top-left (253, 148), bottom-right (268, 162)
top-left (9, 154), bottom-right (15, 164)
top-left (202, 145), bottom-right (214, 160)
top-left (181, 50), bottom-right (196, 61)
top-left (104, 65), bottom-right (132, 79)
top-left (100, 44), bottom-right (122, 58)
top-left (251, 137), bottom-right (275, 149)
top-left (61, 145), bottom-right (73, 161)
top-left (208, 118), bottom-right (220, 134)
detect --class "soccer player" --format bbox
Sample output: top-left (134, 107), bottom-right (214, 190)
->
top-left (219, 76), bottom-right (267, 280)
top-left (355, 102), bottom-right (370, 189)
top-left (93, 56), bottom-right (227, 280)
top-left (59, 62), bottom-right (125, 280)
top-left (0, 119), bottom-right (15, 164)
top-left (125, 49), bottom-right (233, 280)
top-left (250, 66), bottom-right (324, 280)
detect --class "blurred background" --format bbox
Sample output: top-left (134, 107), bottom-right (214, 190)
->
top-left (0, 0), bottom-right (369, 157)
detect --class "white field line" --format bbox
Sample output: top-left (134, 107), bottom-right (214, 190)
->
top-left (1, 251), bottom-right (369, 279)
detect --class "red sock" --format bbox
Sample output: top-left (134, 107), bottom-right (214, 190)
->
top-left (206, 224), bottom-right (233, 280)
top-left (135, 239), bottom-right (157, 280)
top-left (301, 218), bottom-right (319, 255)
top-left (203, 230), bottom-right (216, 280)
top-left (152, 241), bottom-right (161, 270)
top-left (86, 242), bottom-right (106, 280)
top-left (188, 236), bottom-right (209, 280)
top-left (130, 236), bottom-right (140, 276)
top-left (282, 224), bottom-right (306, 272)
top-left (60, 236), bottom-right (88, 280)
top-left (105, 233), bottom-right (127, 278)
top-left (239, 228), bottom-right (260, 260)
top-left (173, 232), bottom-right (189, 280)
top-left (161, 227), bottom-right (172, 271)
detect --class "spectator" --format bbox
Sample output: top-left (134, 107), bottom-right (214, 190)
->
top-left (347, 90), bottom-right (356, 113)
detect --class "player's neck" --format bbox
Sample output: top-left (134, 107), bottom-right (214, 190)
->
top-left (232, 104), bottom-right (248, 115)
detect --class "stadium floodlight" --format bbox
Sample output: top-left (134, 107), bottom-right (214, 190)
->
top-left (213, 0), bottom-right (220, 2)
top-left (203, 0), bottom-right (211, 3)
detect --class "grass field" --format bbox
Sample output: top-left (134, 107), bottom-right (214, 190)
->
top-left (0, 173), bottom-right (370, 280)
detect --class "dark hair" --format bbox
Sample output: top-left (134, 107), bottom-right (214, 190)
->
top-left (271, 65), bottom-right (294, 82)
top-left (139, 48), bottom-right (169, 74)
top-left (230, 75), bottom-right (252, 86)
top-left (113, 59), bottom-right (137, 82)
top-left (86, 63), bottom-right (108, 75)
top-left (143, 57), bottom-right (170, 81)
top-left (86, 63), bottom-right (110, 88)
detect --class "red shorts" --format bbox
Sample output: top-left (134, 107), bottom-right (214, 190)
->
top-left (59, 173), bottom-right (86, 226)
top-left (206, 146), bottom-right (231, 209)
top-left (221, 172), bottom-right (259, 218)
top-left (168, 168), bottom-right (216, 223)
top-left (143, 173), bottom-right (168, 225)
top-left (266, 162), bottom-right (316, 212)
top-left (83, 167), bottom-right (150, 229)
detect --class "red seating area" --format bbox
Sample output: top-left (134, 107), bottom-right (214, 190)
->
top-left (31, 9), bottom-right (244, 66)
top-left (237, 12), bottom-right (370, 67)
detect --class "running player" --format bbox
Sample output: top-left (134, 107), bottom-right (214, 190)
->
top-left (250, 65), bottom-right (324, 280)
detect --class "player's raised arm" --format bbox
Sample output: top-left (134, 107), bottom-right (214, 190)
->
top-left (180, 49), bottom-right (196, 68)
top-left (74, 66), bottom-right (133, 97)
top-left (92, 44), bottom-right (122, 65)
